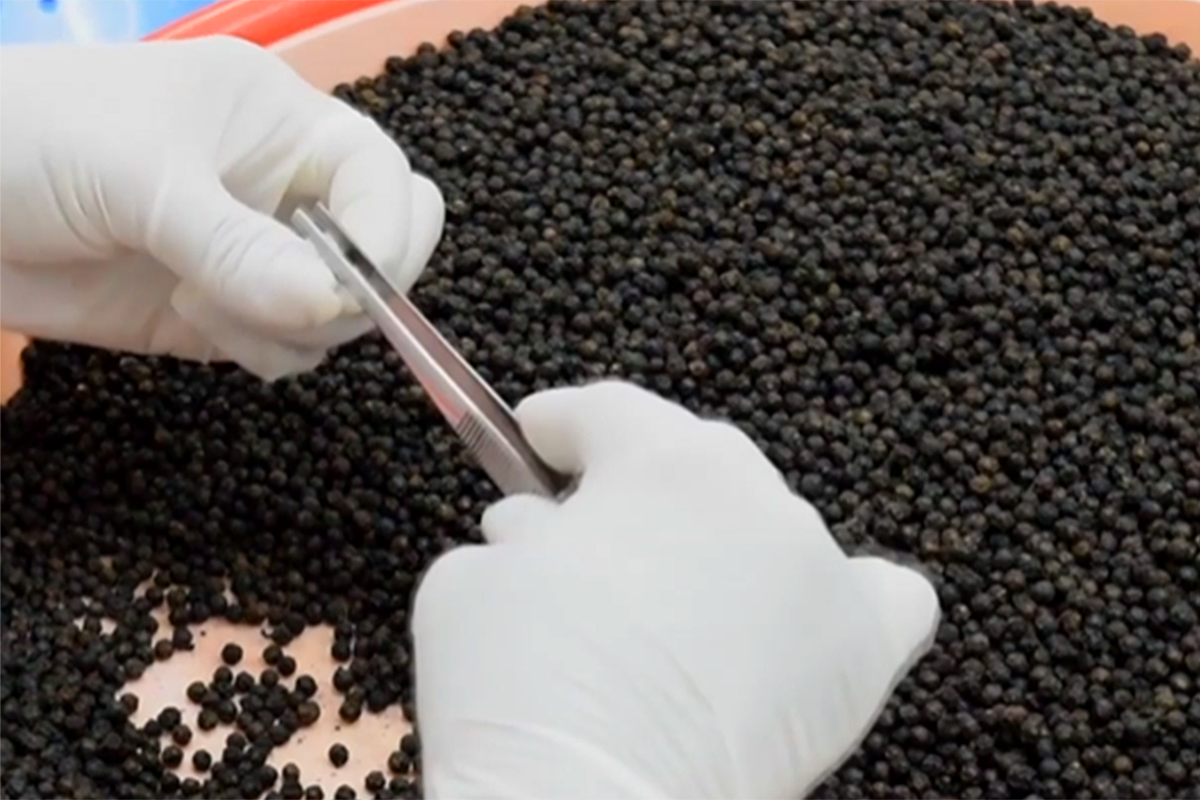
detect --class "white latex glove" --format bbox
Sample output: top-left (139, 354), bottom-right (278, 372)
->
top-left (0, 38), bottom-right (443, 380)
top-left (413, 381), bottom-right (942, 800)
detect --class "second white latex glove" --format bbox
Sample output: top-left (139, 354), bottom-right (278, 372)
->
top-left (413, 381), bottom-right (941, 799)
top-left (0, 38), bottom-right (444, 380)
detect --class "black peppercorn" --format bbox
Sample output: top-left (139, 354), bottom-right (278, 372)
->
top-left (118, 692), bottom-right (139, 715)
top-left (399, 733), bottom-right (420, 758)
top-left (192, 749), bottom-right (212, 772)
top-left (277, 655), bottom-right (297, 677)
top-left (338, 699), bottom-right (362, 724)
top-left (215, 699), bottom-right (238, 724)
top-left (296, 701), bottom-right (321, 727)
top-left (331, 640), bottom-right (352, 662)
top-left (328, 744), bottom-right (349, 768)
top-left (161, 745), bottom-right (183, 768)
top-left (262, 644), bottom-right (282, 666)
top-left (157, 706), bottom-right (182, 731)
top-left (332, 666), bottom-right (355, 694)
top-left (235, 670), bottom-right (256, 693)
top-left (172, 627), bottom-right (195, 651)
top-left (197, 709), bottom-right (219, 731)
top-left (186, 681), bottom-right (207, 704)
top-left (334, 786), bottom-right (356, 800)
top-left (365, 771), bottom-right (386, 792)
top-left (171, 724), bottom-right (192, 747)
top-left (294, 675), bottom-right (318, 699)
top-left (161, 772), bottom-right (181, 795)
top-left (221, 643), bottom-right (243, 666)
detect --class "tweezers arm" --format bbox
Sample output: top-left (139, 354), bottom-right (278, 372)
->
top-left (292, 207), bottom-right (467, 427)
top-left (291, 204), bottom-right (571, 499)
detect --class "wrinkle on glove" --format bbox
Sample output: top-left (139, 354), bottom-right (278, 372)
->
top-left (413, 381), bottom-right (941, 800)
top-left (169, 173), bottom-right (445, 381)
top-left (0, 39), bottom-right (444, 380)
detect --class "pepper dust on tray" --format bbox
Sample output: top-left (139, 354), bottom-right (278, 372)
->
top-left (2, 1), bottom-right (1199, 798)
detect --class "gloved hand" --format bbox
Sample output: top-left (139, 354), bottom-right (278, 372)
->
top-left (0, 37), bottom-right (443, 380)
top-left (413, 381), bottom-right (942, 799)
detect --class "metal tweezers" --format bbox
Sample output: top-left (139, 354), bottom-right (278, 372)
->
top-left (292, 202), bottom-right (572, 500)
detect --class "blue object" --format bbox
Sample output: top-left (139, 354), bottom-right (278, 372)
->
top-left (0, 0), bottom-right (219, 45)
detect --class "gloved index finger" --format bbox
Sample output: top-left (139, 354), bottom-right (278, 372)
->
top-left (291, 97), bottom-right (445, 304)
top-left (514, 381), bottom-right (701, 476)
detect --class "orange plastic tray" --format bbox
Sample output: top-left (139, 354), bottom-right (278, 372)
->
top-left (1, 0), bottom-right (1198, 404)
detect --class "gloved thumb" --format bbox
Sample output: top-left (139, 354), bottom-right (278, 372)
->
top-left (480, 494), bottom-right (561, 545)
top-left (515, 381), bottom-right (699, 476)
top-left (169, 283), bottom-right (327, 380)
top-left (145, 171), bottom-right (345, 333)
top-left (852, 555), bottom-right (941, 665)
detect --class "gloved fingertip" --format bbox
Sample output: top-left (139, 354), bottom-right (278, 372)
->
top-left (290, 259), bottom-right (345, 326)
top-left (514, 380), bottom-right (694, 475)
top-left (513, 386), bottom-right (593, 475)
top-left (334, 284), bottom-right (362, 316)
top-left (397, 175), bottom-right (446, 291)
top-left (320, 121), bottom-right (414, 280)
top-left (480, 494), bottom-right (560, 545)
top-left (170, 285), bottom-right (331, 380)
top-left (853, 556), bottom-right (941, 656)
top-left (150, 176), bottom-right (346, 332)
top-left (251, 257), bottom-right (343, 330)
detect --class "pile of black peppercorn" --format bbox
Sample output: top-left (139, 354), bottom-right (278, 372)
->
top-left (3, 1), bottom-right (1199, 798)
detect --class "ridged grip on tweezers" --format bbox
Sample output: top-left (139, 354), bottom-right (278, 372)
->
top-left (291, 202), bottom-right (571, 500)
top-left (455, 413), bottom-right (558, 498)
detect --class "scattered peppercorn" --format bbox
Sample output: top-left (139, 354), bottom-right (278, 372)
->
top-left (365, 770), bottom-right (386, 793)
top-left (171, 724), bottom-right (192, 747)
top-left (235, 670), bottom-right (256, 694)
top-left (294, 675), bottom-right (318, 699)
top-left (338, 699), bottom-right (363, 724)
top-left (328, 743), bottom-right (349, 768)
top-left (295, 701), bottom-right (321, 727)
top-left (220, 642), bottom-right (243, 666)
top-left (331, 639), bottom-right (352, 662)
top-left (118, 692), bottom-right (139, 716)
top-left (156, 706), bottom-right (182, 731)
top-left (262, 644), bottom-right (283, 666)
top-left (160, 745), bottom-right (183, 769)
top-left (332, 666), bottom-right (355, 694)
top-left (172, 626), bottom-right (195, 652)
top-left (192, 749), bottom-right (212, 773)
